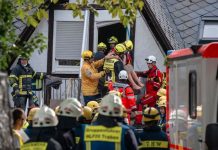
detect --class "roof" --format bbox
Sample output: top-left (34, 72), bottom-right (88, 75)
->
top-left (146, 0), bottom-right (218, 49)
top-left (168, 42), bottom-right (218, 59)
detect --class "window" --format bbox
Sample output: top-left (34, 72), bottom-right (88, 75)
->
top-left (199, 17), bottom-right (218, 44)
top-left (189, 71), bottom-right (197, 119)
top-left (52, 10), bottom-right (85, 74)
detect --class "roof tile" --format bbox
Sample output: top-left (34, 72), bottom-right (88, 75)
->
top-left (165, 0), bottom-right (178, 5)
top-left (174, 3), bottom-right (186, 10)
top-left (180, 15), bottom-right (192, 22)
top-left (189, 4), bottom-right (200, 11)
top-left (196, 9), bottom-right (208, 15)
top-left (174, 18), bottom-right (183, 25)
top-left (180, 7), bottom-right (192, 15)
top-left (184, 20), bottom-right (196, 28)
top-left (173, 11), bottom-right (184, 18)
top-left (196, 1), bottom-right (209, 8)
top-left (203, 5), bottom-right (217, 12)
top-left (177, 24), bottom-right (189, 31)
top-left (188, 12), bottom-right (199, 18)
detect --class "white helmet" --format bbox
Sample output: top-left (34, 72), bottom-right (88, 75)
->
top-left (56, 98), bottom-right (82, 118)
top-left (119, 70), bottom-right (128, 80)
top-left (32, 106), bottom-right (58, 127)
top-left (99, 94), bottom-right (123, 117)
top-left (145, 55), bottom-right (156, 63)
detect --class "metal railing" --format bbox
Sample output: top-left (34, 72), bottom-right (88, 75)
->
top-left (29, 78), bottom-right (81, 106)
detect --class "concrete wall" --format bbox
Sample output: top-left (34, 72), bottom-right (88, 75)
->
top-left (29, 18), bottom-right (48, 73)
top-left (134, 13), bottom-right (166, 72)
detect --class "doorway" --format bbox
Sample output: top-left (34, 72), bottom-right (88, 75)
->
top-left (98, 23), bottom-right (126, 52)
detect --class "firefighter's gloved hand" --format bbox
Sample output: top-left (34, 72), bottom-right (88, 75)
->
top-left (104, 68), bottom-right (110, 74)
top-left (33, 95), bottom-right (39, 106)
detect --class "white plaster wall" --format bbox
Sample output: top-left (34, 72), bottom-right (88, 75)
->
top-left (134, 13), bottom-right (166, 72)
top-left (29, 18), bottom-right (48, 73)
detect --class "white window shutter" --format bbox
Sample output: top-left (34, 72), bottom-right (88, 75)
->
top-left (55, 21), bottom-right (84, 60)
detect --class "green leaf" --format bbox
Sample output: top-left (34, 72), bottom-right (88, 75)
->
top-left (27, 16), bottom-right (38, 27)
top-left (138, 1), bottom-right (144, 11)
top-left (17, 9), bottom-right (26, 21)
top-left (51, 0), bottom-right (59, 4)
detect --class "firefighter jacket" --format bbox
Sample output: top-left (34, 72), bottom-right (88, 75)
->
top-left (134, 104), bottom-right (143, 126)
top-left (21, 127), bottom-right (62, 150)
top-left (136, 125), bottom-right (169, 150)
top-left (81, 59), bottom-right (105, 96)
top-left (108, 82), bottom-right (136, 113)
top-left (77, 124), bottom-right (137, 150)
top-left (9, 63), bottom-right (44, 96)
top-left (103, 58), bottom-right (124, 86)
top-left (137, 65), bottom-right (163, 106)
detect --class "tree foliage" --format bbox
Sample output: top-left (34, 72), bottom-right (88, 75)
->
top-left (0, 0), bottom-right (144, 71)
top-left (65, 0), bottom-right (144, 27)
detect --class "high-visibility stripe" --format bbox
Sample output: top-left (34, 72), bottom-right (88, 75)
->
top-left (138, 140), bottom-right (168, 149)
top-left (115, 143), bottom-right (121, 150)
top-left (19, 75), bottom-right (32, 78)
top-left (33, 72), bottom-right (36, 78)
top-left (127, 96), bottom-right (135, 99)
top-left (40, 72), bottom-right (43, 80)
top-left (9, 75), bottom-right (18, 80)
top-left (75, 137), bottom-right (80, 144)
top-left (12, 83), bottom-right (18, 88)
top-left (85, 141), bottom-right (91, 150)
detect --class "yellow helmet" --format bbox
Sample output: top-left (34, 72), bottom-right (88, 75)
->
top-left (27, 107), bottom-right (40, 121)
top-left (109, 90), bottom-right (122, 98)
top-left (114, 44), bottom-right (126, 54)
top-left (157, 88), bottom-right (166, 97)
top-left (54, 106), bottom-right (60, 114)
top-left (98, 42), bottom-right (107, 50)
top-left (157, 99), bottom-right (166, 107)
top-left (87, 101), bottom-right (99, 110)
top-left (82, 50), bottom-right (93, 60)
top-left (83, 106), bottom-right (93, 120)
top-left (143, 107), bottom-right (160, 122)
top-left (108, 36), bottom-right (118, 44)
top-left (158, 96), bottom-right (166, 102)
top-left (124, 40), bottom-right (133, 51)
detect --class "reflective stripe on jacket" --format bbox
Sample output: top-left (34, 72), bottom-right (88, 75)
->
top-left (103, 58), bottom-right (118, 86)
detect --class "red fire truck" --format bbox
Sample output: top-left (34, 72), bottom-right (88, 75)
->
top-left (167, 42), bottom-right (218, 150)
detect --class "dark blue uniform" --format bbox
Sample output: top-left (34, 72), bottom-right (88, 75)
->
top-left (136, 125), bottom-right (169, 150)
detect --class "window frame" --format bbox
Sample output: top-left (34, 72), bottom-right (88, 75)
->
top-left (199, 17), bottom-right (218, 44)
top-left (52, 10), bottom-right (85, 74)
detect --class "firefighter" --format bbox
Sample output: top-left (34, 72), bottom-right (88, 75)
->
top-left (157, 97), bottom-right (167, 132)
top-left (9, 54), bottom-right (45, 110)
top-left (79, 106), bottom-right (94, 124)
top-left (25, 107), bottom-right (40, 138)
top-left (86, 100), bottom-right (99, 115)
top-left (81, 50), bottom-right (113, 104)
top-left (123, 40), bottom-right (144, 90)
top-left (136, 55), bottom-right (163, 107)
top-left (21, 106), bottom-right (62, 150)
top-left (12, 108), bottom-right (27, 149)
top-left (55, 98), bottom-right (83, 150)
top-left (137, 107), bottom-right (169, 150)
top-left (103, 43), bottom-right (125, 89)
top-left (77, 94), bottom-right (138, 150)
top-left (108, 70), bottom-right (137, 123)
top-left (94, 42), bottom-right (107, 97)
top-left (108, 36), bottom-right (118, 53)
top-left (157, 88), bottom-right (166, 102)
